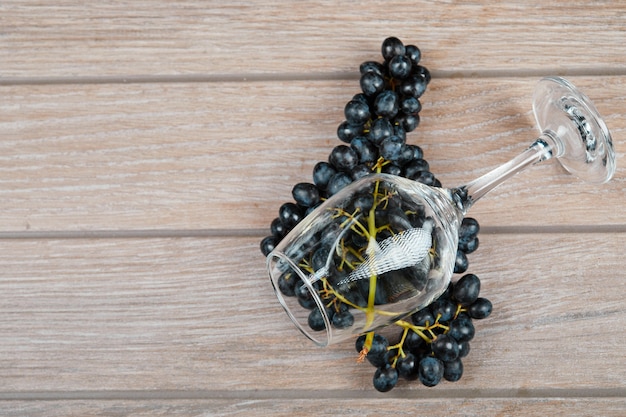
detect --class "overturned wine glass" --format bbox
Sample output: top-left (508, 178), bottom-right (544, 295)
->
top-left (267, 77), bottom-right (616, 347)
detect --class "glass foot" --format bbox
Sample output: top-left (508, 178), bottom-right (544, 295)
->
top-left (533, 76), bottom-right (616, 184)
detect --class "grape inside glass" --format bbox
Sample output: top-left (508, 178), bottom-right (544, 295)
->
top-left (267, 77), bottom-right (616, 346)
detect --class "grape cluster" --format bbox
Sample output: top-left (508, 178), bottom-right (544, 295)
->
top-left (260, 36), bottom-right (437, 257)
top-left (260, 37), bottom-right (492, 392)
top-left (356, 267), bottom-right (492, 392)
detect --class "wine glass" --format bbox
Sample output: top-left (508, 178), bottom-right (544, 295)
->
top-left (267, 76), bottom-right (616, 347)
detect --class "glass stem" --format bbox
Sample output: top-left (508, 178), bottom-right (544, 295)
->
top-left (451, 131), bottom-right (563, 215)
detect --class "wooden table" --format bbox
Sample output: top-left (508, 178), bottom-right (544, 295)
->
top-left (1, 2), bottom-right (624, 416)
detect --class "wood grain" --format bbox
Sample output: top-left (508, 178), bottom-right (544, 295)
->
top-left (0, 234), bottom-right (623, 392)
top-left (1, 77), bottom-right (624, 232)
top-left (1, 0), bottom-right (624, 415)
top-left (1, 1), bottom-right (626, 78)
top-left (0, 398), bottom-right (625, 417)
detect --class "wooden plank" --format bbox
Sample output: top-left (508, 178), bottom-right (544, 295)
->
top-left (1, 77), bottom-right (624, 232)
top-left (0, 398), bottom-right (624, 417)
top-left (0, 234), bottom-right (624, 392)
top-left (1, 1), bottom-right (626, 78)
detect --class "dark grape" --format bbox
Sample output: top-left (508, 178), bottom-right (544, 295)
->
top-left (374, 90), bottom-right (400, 118)
top-left (337, 120), bottom-right (364, 143)
top-left (351, 136), bottom-right (379, 165)
top-left (458, 340), bottom-right (471, 358)
top-left (469, 297), bottom-right (493, 319)
top-left (405, 44), bottom-right (421, 66)
top-left (431, 334), bottom-right (460, 362)
top-left (373, 366), bottom-right (399, 392)
top-left (332, 309), bottom-right (354, 328)
top-left (344, 99), bottom-right (371, 125)
top-left (448, 315), bottom-right (475, 342)
top-left (400, 75), bottom-right (427, 98)
top-left (279, 202), bottom-right (303, 228)
top-left (443, 358), bottom-right (464, 382)
top-left (381, 36), bottom-right (405, 61)
top-left (396, 353), bottom-right (419, 380)
top-left (411, 307), bottom-right (435, 326)
top-left (260, 235), bottom-right (276, 256)
top-left (366, 117), bottom-right (392, 145)
top-left (454, 250), bottom-right (469, 273)
top-left (379, 135), bottom-right (405, 161)
top-left (351, 164), bottom-right (372, 180)
top-left (326, 172), bottom-right (353, 196)
top-left (430, 298), bottom-right (456, 322)
top-left (291, 182), bottom-right (320, 208)
top-left (418, 356), bottom-right (444, 387)
top-left (312, 161), bottom-right (337, 190)
top-left (360, 71), bottom-right (386, 97)
top-left (453, 273), bottom-right (481, 306)
top-left (388, 54), bottom-right (412, 79)
top-left (307, 307), bottom-right (327, 331)
top-left (329, 145), bottom-right (359, 172)
top-left (360, 60), bottom-right (384, 76)
top-left (270, 217), bottom-right (287, 238)
top-left (459, 217), bottom-right (480, 240)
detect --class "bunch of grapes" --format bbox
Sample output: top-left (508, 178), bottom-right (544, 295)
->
top-left (261, 37), bottom-right (492, 392)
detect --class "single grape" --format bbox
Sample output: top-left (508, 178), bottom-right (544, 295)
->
top-left (448, 315), bottom-right (475, 342)
top-left (332, 309), bottom-right (354, 328)
top-left (373, 366), bottom-right (399, 392)
top-left (395, 113), bottom-right (420, 132)
top-left (443, 358), bottom-right (464, 382)
top-left (374, 90), bottom-right (400, 118)
top-left (351, 136), bottom-right (379, 165)
top-left (337, 120), bottom-right (364, 143)
top-left (388, 54), bottom-right (412, 79)
top-left (260, 235), bottom-right (276, 256)
top-left (400, 75), bottom-right (427, 98)
top-left (379, 135), bottom-right (405, 161)
top-left (431, 334), bottom-right (460, 362)
top-left (350, 164), bottom-right (372, 180)
top-left (344, 99), bottom-right (371, 126)
top-left (401, 96), bottom-right (422, 115)
top-left (458, 340), bottom-right (471, 358)
top-left (411, 307), bottom-right (435, 326)
top-left (329, 145), bottom-right (359, 172)
top-left (360, 71), bottom-right (386, 97)
top-left (469, 297), bottom-right (493, 319)
top-left (396, 352), bottom-right (419, 380)
top-left (326, 172), bottom-right (353, 196)
top-left (291, 182), bottom-right (320, 208)
top-left (454, 250), bottom-right (469, 274)
top-left (430, 298), bottom-right (456, 323)
top-left (459, 217), bottom-right (480, 240)
top-left (278, 202), bottom-right (303, 228)
top-left (381, 36), bottom-right (405, 61)
top-left (312, 161), bottom-right (337, 190)
top-left (368, 117), bottom-right (394, 145)
top-left (453, 273), bottom-right (481, 306)
top-left (270, 217), bottom-right (287, 238)
top-left (365, 334), bottom-right (390, 368)
top-left (418, 356), bottom-right (444, 387)
top-left (404, 158), bottom-right (430, 179)
top-left (405, 44), bottom-right (421, 66)
top-left (459, 236), bottom-right (479, 254)
top-left (307, 307), bottom-right (327, 331)
top-left (359, 60), bottom-right (384, 76)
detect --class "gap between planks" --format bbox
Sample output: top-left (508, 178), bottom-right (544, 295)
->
top-left (2, 68), bottom-right (626, 86)
top-left (0, 388), bottom-right (624, 401)
top-left (0, 225), bottom-right (625, 240)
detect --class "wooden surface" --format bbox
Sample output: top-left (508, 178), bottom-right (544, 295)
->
top-left (1, 1), bottom-right (625, 416)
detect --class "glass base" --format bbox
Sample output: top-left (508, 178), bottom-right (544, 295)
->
top-left (533, 76), bottom-right (616, 184)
